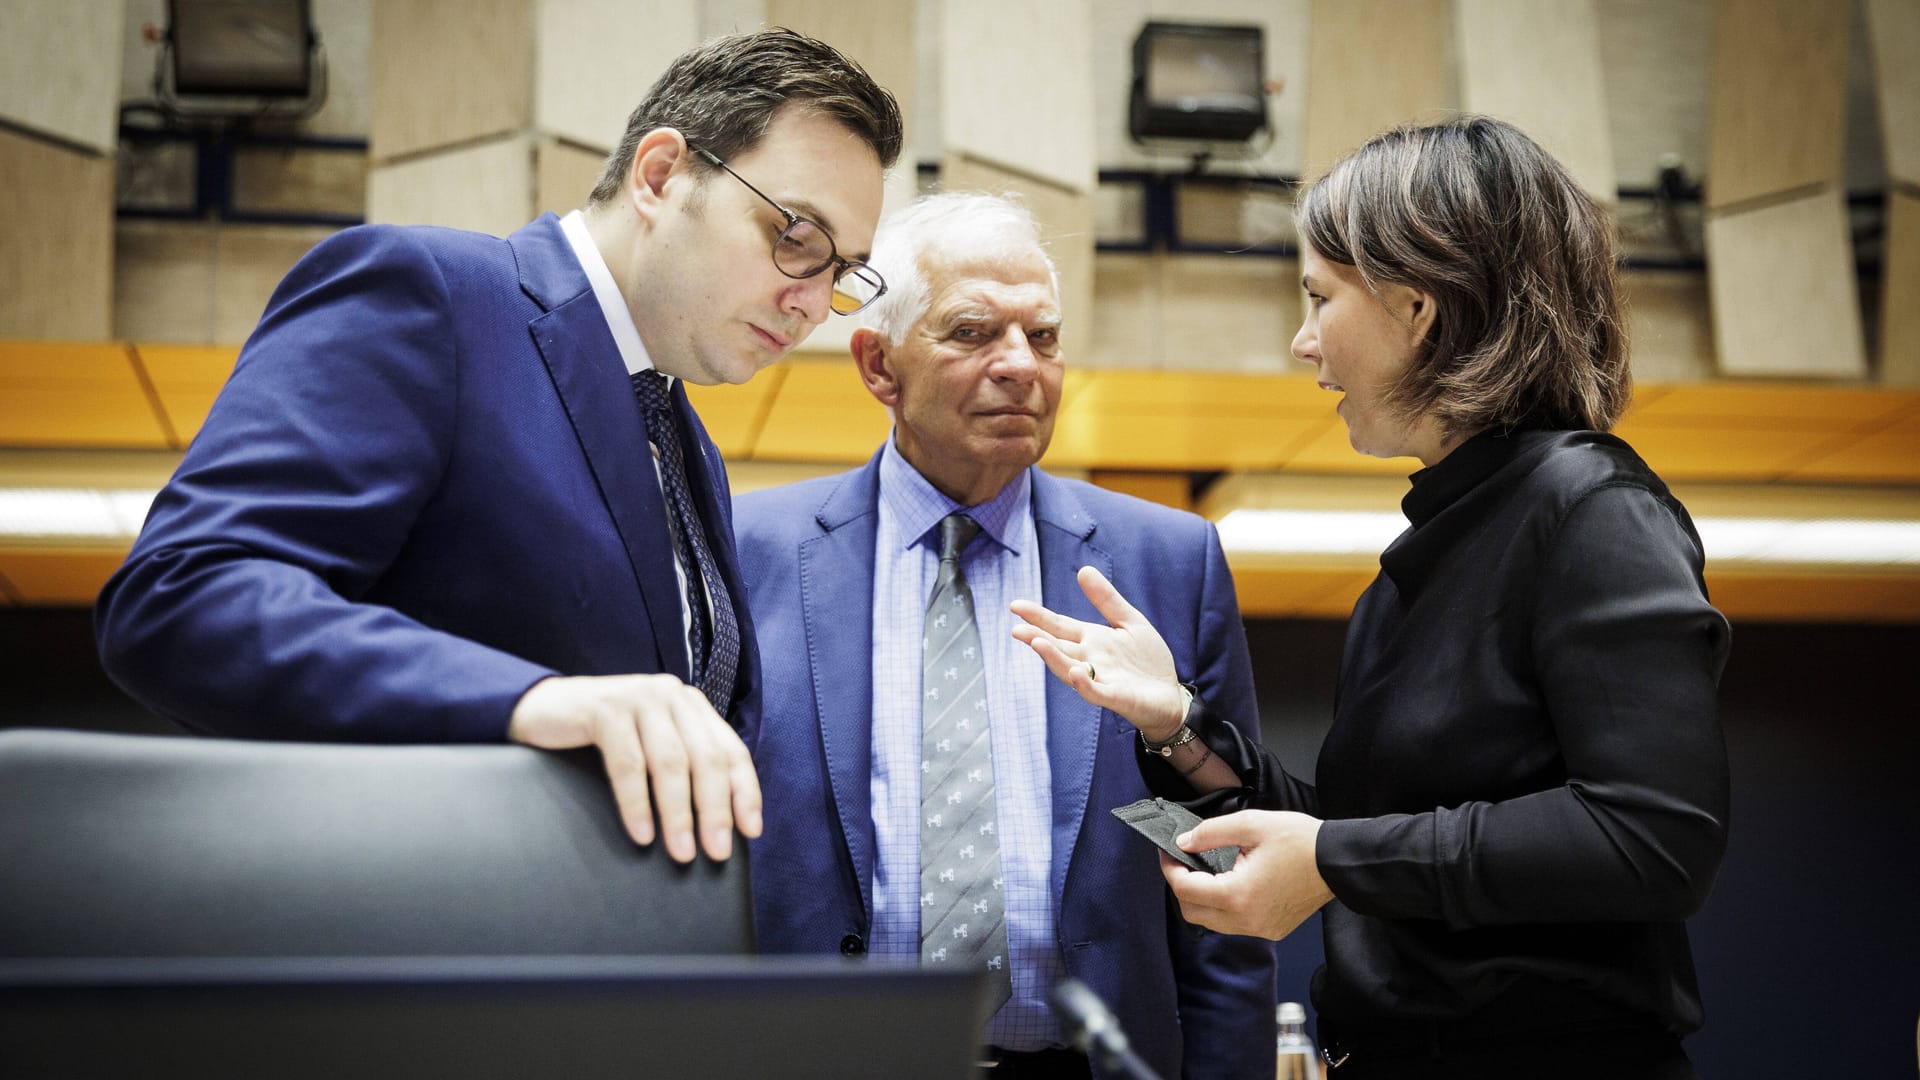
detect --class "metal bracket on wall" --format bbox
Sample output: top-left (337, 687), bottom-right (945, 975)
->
top-left (114, 125), bottom-right (365, 229)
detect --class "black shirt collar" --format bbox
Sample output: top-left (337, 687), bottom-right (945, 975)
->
top-left (1399, 431), bottom-right (1527, 529)
top-left (1381, 430), bottom-right (1548, 594)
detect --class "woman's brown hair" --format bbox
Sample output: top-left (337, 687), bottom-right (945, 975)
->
top-left (1296, 116), bottom-right (1629, 435)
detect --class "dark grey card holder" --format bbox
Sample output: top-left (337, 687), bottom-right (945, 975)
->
top-left (1110, 797), bottom-right (1239, 874)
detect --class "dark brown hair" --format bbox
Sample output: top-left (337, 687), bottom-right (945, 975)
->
top-left (589, 28), bottom-right (903, 205)
top-left (1296, 115), bottom-right (1629, 434)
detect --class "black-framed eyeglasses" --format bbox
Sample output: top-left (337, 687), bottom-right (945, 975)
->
top-left (690, 146), bottom-right (887, 316)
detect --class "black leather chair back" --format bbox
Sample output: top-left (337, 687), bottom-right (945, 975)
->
top-left (0, 729), bottom-right (753, 958)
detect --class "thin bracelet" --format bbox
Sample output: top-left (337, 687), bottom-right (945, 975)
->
top-left (1175, 742), bottom-right (1214, 777)
top-left (1141, 724), bottom-right (1197, 756)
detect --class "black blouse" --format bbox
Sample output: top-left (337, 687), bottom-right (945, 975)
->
top-left (1148, 430), bottom-right (1731, 1044)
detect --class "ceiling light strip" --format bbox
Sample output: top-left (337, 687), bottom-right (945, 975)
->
top-left (3, 490), bottom-right (1917, 567)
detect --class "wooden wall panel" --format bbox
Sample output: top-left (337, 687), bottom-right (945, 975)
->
top-left (534, 138), bottom-right (606, 220)
top-left (0, 129), bottom-right (114, 341)
top-left (370, 0), bottom-right (533, 162)
top-left (1455, 0), bottom-right (1616, 202)
top-left (1622, 269), bottom-right (1717, 383)
top-left (767, 0), bottom-right (920, 363)
top-left (942, 0), bottom-right (1094, 193)
top-left (1704, 188), bottom-right (1867, 378)
top-left (1157, 255), bottom-right (1300, 373)
top-left (769, 0), bottom-right (915, 129)
top-left (212, 226), bottom-right (341, 345)
top-left (1883, 188), bottom-right (1920, 387)
top-left (1865, 0), bottom-right (1920, 186)
top-left (0, 0), bottom-right (124, 153)
top-left (941, 154), bottom-right (1095, 359)
top-left (1303, 0), bottom-right (1451, 177)
top-left (367, 134), bottom-right (534, 236)
top-left (1706, 0), bottom-right (1849, 209)
top-left (1087, 252), bottom-right (1303, 375)
top-left (1597, 0), bottom-right (1712, 192)
top-left (1088, 254), bottom-right (1159, 370)
top-left (114, 221), bottom-right (217, 344)
top-left (534, 0), bottom-right (697, 154)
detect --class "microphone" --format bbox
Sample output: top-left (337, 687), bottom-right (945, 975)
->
top-left (1049, 978), bottom-right (1162, 1080)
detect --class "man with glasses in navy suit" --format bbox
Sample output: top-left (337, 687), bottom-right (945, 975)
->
top-left (97, 29), bottom-right (902, 865)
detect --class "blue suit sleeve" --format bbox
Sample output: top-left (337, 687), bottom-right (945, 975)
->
top-left (95, 227), bottom-right (553, 742)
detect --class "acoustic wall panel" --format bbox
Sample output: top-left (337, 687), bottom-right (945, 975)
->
top-left (1157, 255), bottom-right (1301, 373)
top-left (370, 0), bottom-right (533, 163)
top-left (534, 138), bottom-right (607, 220)
top-left (1088, 254), bottom-right (1159, 370)
top-left (1882, 188), bottom-right (1920, 386)
top-left (1455, 0), bottom-right (1616, 203)
top-left (0, 128), bottom-right (115, 341)
top-left (367, 134), bottom-right (534, 237)
top-left (211, 226), bottom-right (341, 345)
top-left (1302, 0), bottom-right (1450, 177)
top-left (114, 221), bottom-right (218, 345)
top-left (534, 0), bottom-right (697, 154)
top-left (1597, 0), bottom-right (1712, 194)
top-left (1621, 270), bottom-right (1718, 384)
top-left (1704, 187), bottom-right (1868, 378)
top-left (766, 0), bottom-right (920, 362)
top-left (1865, 0), bottom-right (1920, 186)
top-left (0, 0), bottom-right (124, 153)
top-left (1706, 0), bottom-right (1849, 210)
top-left (941, 0), bottom-right (1095, 194)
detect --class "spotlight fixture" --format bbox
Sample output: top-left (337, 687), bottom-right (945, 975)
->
top-left (1128, 21), bottom-right (1268, 144)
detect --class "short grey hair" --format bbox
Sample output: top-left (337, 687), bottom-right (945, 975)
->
top-left (861, 192), bottom-right (1060, 344)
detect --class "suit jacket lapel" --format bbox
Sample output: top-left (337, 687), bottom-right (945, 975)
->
top-left (1031, 470), bottom-right (1108, 906)
top-left (801, 455), bottom-right (885, 918)
top-left (514, 215), bottom-right (689, 681)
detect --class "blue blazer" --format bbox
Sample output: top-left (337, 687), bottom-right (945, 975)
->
top-left (734, 454), bottom-right (1275, 1078)
top-left (97, 214), bottom-right (758, 742)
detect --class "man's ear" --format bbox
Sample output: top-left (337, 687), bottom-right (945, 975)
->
top-left (851, 327), bottom-right (900, 407)
top-left (627, 128), bottom-right (690, 225)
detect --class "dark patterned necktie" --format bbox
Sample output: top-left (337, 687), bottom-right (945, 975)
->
top-left (631, 370), bottom-right (739, 716)
top-left (918, 512), bottom-right (1012, 1009)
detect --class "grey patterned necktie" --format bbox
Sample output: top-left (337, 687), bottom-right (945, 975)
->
top-left (919, 512), bottom-right (1012, 1009)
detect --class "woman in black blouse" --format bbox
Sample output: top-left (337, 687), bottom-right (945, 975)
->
top-left (1013, 117), bottom-right (1729, 1078)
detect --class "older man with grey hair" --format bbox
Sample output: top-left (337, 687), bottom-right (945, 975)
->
top-left (735, 192), bottom-right (1275, 1077)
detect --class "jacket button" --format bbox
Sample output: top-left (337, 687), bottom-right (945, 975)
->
top-left (839, 934), bottom-right (866, 956)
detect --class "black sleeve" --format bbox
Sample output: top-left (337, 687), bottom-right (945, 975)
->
top-left (1316, 484), bottom-right (1731, 926)
top-left (1139, 693), bottom-right (1320, 818)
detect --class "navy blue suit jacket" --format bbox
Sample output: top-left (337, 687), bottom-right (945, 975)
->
top-left (97, 214), bottom-right (758, 742)
top-left (734, 453), bottom-right (1275, 1078)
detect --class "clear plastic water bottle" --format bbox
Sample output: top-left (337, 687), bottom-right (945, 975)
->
top-left (1275, 1001), bottom-right (1318, 1080)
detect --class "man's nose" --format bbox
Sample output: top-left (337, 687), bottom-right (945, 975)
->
top-left (990, 327), bottom-right (1039, 377)
top-left (782, 272), bottom-right (833, 327)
